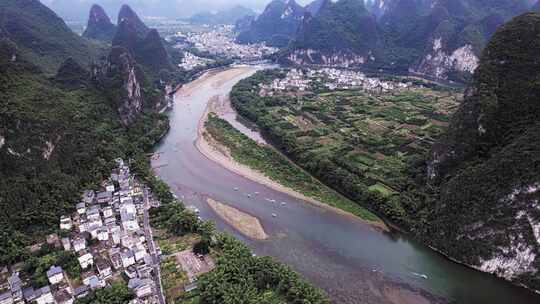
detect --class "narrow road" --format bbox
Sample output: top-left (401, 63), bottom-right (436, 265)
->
top-left (142, 187), bottom-right (166, 304)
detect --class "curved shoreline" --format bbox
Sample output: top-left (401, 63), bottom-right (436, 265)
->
top-left (193, 94), bottom-right (388, 231)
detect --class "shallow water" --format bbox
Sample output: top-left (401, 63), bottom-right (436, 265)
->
top-left (152, 66), bottom-right (540, 304)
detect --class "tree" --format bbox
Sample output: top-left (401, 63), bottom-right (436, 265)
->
top-left (75, 283), bottom-right (133, 304)
top-left (193, 240), bottom-right (210, 255)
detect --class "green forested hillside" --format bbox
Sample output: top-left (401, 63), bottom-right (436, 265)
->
top-left (236, 0), bottom-right (305, 47)
top-left (112, 5), bottom-right (181, 83)
top-left (414, 12), bottom-right (540, 289)
top-left (293, 0), bottom-right (377, 52)
top-left (0, 2), bottom-right (169, 265)
top-left (377, 0), bottom-right (531, 74)
top-left (275, 0), bottom-right (534, 80)
top-left (0, 0), bottom-right (107, 74)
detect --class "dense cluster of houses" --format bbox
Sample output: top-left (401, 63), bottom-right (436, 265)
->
top-left (178, 52), bottom-right (215, 71)
top-left (0, 159), bottom-right (163, 304)
top-left (259, 68), bottom-right (412, 96)
top-left (178, 25), bottom-right (278, 60)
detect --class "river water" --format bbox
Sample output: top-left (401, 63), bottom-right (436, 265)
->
top-left (151, 66), bottom-right (540, 304)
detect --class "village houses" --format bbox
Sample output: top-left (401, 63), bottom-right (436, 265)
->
top-left (0, 159), bottom-right (162, 303)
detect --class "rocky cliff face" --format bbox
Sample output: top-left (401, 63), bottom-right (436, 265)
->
top-left (406, 0), bottom-right (517, 80)
top-left (82, 4), bottom-right (117, 42)
top-left (411, 37), bottom-right (479, 79)
top-left (286, 48), bottom-right (369, 67)
top-left (424, 12), bottom-right (540, 290)
top-left (107, 47), bottom-right (144, 126)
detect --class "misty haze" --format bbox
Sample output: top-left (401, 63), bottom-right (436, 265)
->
top-left (41, 0), bottom-right (314, 20)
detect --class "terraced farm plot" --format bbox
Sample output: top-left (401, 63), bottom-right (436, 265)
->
top-left (258, 88), bottom-right (459, 197)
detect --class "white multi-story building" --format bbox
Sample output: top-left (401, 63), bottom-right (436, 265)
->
top-left (78, 253), bottom-right (94, 269)
top-left (60, 216), bottom-right (72, 230)
top-left (46, 266), bottom-right (64, 285)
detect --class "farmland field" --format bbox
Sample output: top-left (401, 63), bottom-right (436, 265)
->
top-left (231, 69), bottom-right (461, 226)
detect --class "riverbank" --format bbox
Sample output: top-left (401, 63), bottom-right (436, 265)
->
top-left (206, 198), bottom-right (269, 240)
top-left (195, 98), bottom-right (387, 230)
top-left (175, 66), bottom-right (253, 98)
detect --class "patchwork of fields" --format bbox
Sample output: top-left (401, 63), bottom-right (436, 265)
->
top-left (231, 70), bottom-right (461, 225)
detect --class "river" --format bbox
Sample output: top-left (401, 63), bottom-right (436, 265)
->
top-left (151, 66), bottom-right (540, 304)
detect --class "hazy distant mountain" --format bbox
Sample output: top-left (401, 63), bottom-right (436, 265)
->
top-left (305, 0), bottom-right (325, 15)
top-left (113, 6), bottom-right (172, 74)
top-left (189, 5), bottom-right (256, 25)
top-left (235, 14), bottom-right (256, 32)
top-left (43, 0), bottom-right (298, 21)
top-left (236, 0), bottom-right (305, 47)
top-left (45, 0), bottom-right (184, 20)
top-left (82, 4), bottom-right (117, 42)
top-left (118, 4), bottom-right (150, 37)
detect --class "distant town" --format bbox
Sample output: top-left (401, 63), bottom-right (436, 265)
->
top-left (172, 25), bottom-right (278, 70)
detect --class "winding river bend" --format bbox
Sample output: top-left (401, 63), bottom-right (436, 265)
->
top-left (151, 66), bottom-right (540, 304)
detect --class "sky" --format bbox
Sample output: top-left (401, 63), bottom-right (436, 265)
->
top-left (41, 0), bottom-right (315, 20)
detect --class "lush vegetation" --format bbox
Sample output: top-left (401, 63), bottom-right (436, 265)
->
top-left (197, 234), bottom-right (329, 304)
top-left (150, 202), bottom-right (200, 236)
top-left (230, 69), bottom-right (460, 228)
top-left (236, 0), bottom-right (304, 47)
top-left (75, 283), bottom-right (134, 304)
top-left (293, 0), bottom-right (377, 52)
top-left (22, 244), bottom-right (81, 286)
top-left (149, 186), bottom-right (329, 304)
top-left (406, 12), bottom-right (540, 289)
top-left (204, 113), bottom-right (379, 222)
top-left (1, 1), bottom-right (330, 302)
top-left (161, 255), bottom-right (190, 303)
